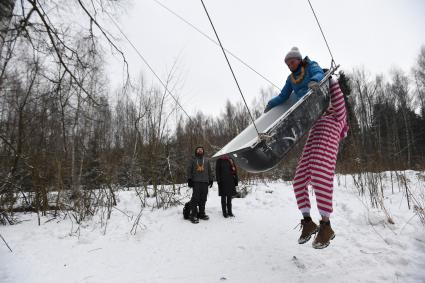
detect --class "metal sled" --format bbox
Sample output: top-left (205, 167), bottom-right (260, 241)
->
top-left (212, 67), bottom-right (339, 173)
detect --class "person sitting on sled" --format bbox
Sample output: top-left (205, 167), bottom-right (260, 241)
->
top-left (264, 47), bottom-right (324, 112)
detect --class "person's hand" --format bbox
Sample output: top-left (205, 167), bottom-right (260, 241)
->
top-left (264, 105), bottom-right (272, 113)
top-left (188, 179), bottom-right (193, 188)
top-left (208, 180), bottom-right (213, 188)
top-left (308, 81), bottom-right (320, 92)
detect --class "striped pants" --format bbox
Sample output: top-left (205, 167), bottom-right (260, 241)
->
top-left (293, 79), bottom-right (347, 218)
top-left (293, 117), bottom-right (342, 218)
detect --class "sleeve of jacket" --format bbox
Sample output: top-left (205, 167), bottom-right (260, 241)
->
top-left (329, 78), bottom-right (347, 123)
top-left (186, 159), bottom-right (193, 180)
top-left (215, 160), bottom-right (221, 183)
top-left (308, 61), bottom-right (325, 83)
top-left (267, 76), bottom-right (293, 108)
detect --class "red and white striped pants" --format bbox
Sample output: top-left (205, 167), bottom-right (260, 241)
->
top-left (293, 79), bottom-right (348, 217)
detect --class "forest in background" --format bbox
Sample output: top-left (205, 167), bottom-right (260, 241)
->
top-left (1, 0), bottom-right (424, 225)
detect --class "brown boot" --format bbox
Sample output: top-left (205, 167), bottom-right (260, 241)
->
top-left (312, 220), bottom-right (335, 249)
top-left (298, 217), bottom-right (318, 244)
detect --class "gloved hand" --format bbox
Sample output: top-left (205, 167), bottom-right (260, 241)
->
top-left (308, 81), bottom-right (320, 92)
top-left (208, 180), bottom-right (213, 188)
top-left (264, 104), bottom-right (272, 113)
top-left (188, 179), bottom-right (193, 188)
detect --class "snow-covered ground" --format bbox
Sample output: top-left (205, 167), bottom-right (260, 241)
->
top-left (1, 172), bottom-right (425, 283)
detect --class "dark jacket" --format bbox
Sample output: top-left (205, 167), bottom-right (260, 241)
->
top-left (187, 149), bottom-right (213, 183)
top-left (215, 157), bottom-right (238, 196)
top-left (267, 56), bottom-right (324, 109)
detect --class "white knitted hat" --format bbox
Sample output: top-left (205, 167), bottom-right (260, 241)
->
top-left (284, 47), bottom-right (302, 62)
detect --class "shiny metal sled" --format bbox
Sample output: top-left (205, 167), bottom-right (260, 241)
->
top-left (212, 67), bottom-right (338, 173)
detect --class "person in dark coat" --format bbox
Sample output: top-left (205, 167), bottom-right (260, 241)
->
top-left (215, 155), bottom-right (238, 218)
top-left (187, 146), bottom-right (213, 224)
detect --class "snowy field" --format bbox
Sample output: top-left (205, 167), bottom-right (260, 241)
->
top-left (1, 172), bottom-right (425, 283)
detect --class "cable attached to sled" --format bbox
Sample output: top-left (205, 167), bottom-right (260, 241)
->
top-left (153, 0), bottom-right (281, 91)
top-left (199, 0), bottom-right (261, 137)
top-left (307, 0), bottom-right (337, 69)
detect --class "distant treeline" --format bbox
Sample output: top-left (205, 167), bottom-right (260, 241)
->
top-left (1, 1), bottom-right (424, 223)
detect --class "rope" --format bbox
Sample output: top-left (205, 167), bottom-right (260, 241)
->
top-left (153, 0), bottom-right (281, 91)
top-left (102, 8), bottom-right (219, 150)
top-left (306, 0), bottom-right (336, 68)
top-left (199, 0), bottom-right (261, 136)
top-left (104, 11), bottom-right (192, 121)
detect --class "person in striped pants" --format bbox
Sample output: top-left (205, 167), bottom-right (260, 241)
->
top-left (294, 78), bottom-right (348, 249)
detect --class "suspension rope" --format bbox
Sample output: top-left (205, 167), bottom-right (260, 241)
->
top-left (104, 11), bottom-right (193, 121)
top-left (102, 9), bottom-right (220, 150)
top-left (199, 0), bottom-right (261, 136)
top-left (153, 0), bottom-right (280, 91)
top-left (307, 0), bottom-right (336, 68)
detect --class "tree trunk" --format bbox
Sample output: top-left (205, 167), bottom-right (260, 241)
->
top-left (0, 0), bottom-right (15, 52)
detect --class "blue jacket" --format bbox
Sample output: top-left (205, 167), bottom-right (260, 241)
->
top-left (267, 57), bottom-right (324, 109)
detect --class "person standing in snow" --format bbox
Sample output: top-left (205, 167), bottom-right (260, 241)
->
top-left (215, 155), bottom-right (238, 218)
top-left (264, 47), bottom-right (324, 112)
top-left (187, 146), bottom-right (213, 224)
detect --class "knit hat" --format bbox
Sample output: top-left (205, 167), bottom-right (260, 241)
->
top-left (284, 47), bottom-right (302, 63)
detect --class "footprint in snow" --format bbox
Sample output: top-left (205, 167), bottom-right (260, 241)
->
top-left (292, 256), bottom-right (306, 270)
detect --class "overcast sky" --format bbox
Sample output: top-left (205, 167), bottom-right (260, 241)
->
top-left (106, 0), bottom-right (425, 117)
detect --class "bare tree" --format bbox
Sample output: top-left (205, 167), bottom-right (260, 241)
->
top-left (0, 0), bottom-right (15, 51)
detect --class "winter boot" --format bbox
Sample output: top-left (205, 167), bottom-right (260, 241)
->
top-left (190, 216), bottom-right (199, 224)
top-left (199, 214), bottom-right (209, 220)
top-left (298, 217), bottom-right (319, 244)
top-left (312, 220), bottom-right (335, 249)
top-left (227, 201), bottom-right (234, 217)
top-left (221, 200), bottom-right (228, 218)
